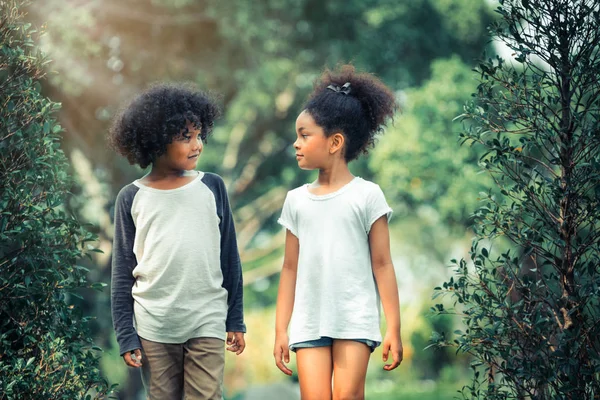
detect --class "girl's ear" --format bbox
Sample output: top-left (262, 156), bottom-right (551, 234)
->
top-left (329, 132), bottom-right (345, 155)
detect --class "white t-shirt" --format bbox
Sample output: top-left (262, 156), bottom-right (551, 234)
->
top-left (277, 177), bottom-right (393, 346)
top-left (111, 171), bottom-right (246, 356)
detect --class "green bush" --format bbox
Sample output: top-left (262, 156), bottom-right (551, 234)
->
top-left (433, 0), bottom-right (600, 399)
top-left (0, 1), bottom-right (111, 398)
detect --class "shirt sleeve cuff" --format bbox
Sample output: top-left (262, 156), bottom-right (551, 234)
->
top-left (367, 208), bottom-right (393, 234)
top-left (277, 217), bottom-right (297, 237)
top-left (226, 322), bottom-right (247, 333)
top-left (119, 334), bottom-right (142, 356)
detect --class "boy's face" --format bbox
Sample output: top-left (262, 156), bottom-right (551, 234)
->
top-left (293, 110), bottom-right (331, 170)
top-left (157, 121), bottom-right (203, 171)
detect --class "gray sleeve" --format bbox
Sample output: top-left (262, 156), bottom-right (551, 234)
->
top-left (110, 184), bottom-right (142, 355)
top-left (202, 173), bottom-right (246, 333)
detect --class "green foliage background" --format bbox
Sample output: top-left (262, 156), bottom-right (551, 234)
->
top-left (433, 1), bottom-right (600, 398)
top-left (0, 1), bottom-right (110, 397)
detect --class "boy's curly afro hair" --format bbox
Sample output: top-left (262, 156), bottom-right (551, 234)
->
top-left (304, 65), bottom-right (398, 162)
top-left (109, 83), bottom-right (221, 168)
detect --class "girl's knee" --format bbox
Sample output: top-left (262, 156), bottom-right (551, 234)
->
top-left (333, 388), bottom-right (364, 400)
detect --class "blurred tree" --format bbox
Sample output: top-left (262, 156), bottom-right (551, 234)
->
top-left (433, 0), bottom-right (600, 398)
top-left (0, 1), bottom-right (111, 398)
top-left (21, 0), bottom-right (496, 395)
top-left (25, 0), bottom-right (494, 281)
top-left (371, 56), bottom-right (494, 240)
top-left (410, 310), bottom-right (458, 380)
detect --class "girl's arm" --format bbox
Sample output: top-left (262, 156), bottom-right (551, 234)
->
top-left (273, 229), bottom-right (299, 376)
top-left (369, 215), bottom-right (403, 371)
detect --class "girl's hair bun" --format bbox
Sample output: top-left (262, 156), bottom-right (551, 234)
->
top-left (304, 65), bottom-right (397, 162)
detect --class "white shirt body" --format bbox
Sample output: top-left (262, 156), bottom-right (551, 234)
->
top-left (278, 177), bottom-right (393, 346)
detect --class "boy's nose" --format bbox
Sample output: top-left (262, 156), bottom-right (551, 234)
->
top-left (192, 138), bottom-right (201, 150)
top-left (293, 140), bottom-right (300, 149)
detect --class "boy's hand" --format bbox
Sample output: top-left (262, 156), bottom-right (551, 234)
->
top-left (226, 332), bottom-right (246, 355)
top-left (123, 349), bottom-right (142, 368)
top-left (273, 333), bottom-right (292, 376)
top-left (382, 330), bottom-right (403, 371)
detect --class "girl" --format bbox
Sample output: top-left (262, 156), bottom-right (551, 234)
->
top-left (273, 66), bottom-right (403, 400)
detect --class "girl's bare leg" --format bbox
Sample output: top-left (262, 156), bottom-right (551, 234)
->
top-left (296, 346), bottom-right (333, 400)
top-left (332, 340), bottom-right (371, 400)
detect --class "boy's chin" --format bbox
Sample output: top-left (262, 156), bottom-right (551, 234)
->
top-left (186, 159), bottom-right (199, 168)
top-left (174, 163), bottom-right (198, 172)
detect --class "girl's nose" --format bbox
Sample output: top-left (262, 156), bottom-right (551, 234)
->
top-left (293, 139), bottom-right (300, 149)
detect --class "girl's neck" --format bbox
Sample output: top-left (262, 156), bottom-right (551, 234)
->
top-left (315, 161), bottom-right (354, 188)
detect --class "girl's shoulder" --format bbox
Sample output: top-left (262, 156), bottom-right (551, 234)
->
top-left (285, 183), bottom-right (309, 197)
top-left (350, 179), bottom-right (390, 207)
top-left (351, 177), bottom-right (384, 194)
top-left (281, 185), bottom-right (305, 209)
top-left (353, 177), bottom-right (376, 188)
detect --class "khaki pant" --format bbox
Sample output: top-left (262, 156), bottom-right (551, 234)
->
top-left (140, 336), bottom-right (225, 400)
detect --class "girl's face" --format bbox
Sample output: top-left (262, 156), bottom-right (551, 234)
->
top-left (294, 111), bottom-right (331, 170)
top-left (156, 121), bottom-right (203, 171)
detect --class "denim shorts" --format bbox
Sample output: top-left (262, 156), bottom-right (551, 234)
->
top-left (290, 336), bottom-right (380, 353)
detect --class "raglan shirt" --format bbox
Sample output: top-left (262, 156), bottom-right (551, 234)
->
top-left (277, 177), bottom-right (393, 346)
top-left (111, 170), bottom-right (245, 356)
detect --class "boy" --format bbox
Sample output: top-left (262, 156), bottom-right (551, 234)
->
top-left (109, 83), bottom-right (245, 399)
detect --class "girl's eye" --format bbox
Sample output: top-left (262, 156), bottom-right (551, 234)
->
top-left (301, 134), bottom-right (308, 138)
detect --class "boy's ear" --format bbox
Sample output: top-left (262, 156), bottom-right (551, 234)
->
top-left (329, 132), bottom-right (345, 154)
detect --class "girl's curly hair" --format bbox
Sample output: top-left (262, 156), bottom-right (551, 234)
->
top-left (109, 83), bottom-right (222, 168)
top-left (304, 65), bottom-right (398, 162)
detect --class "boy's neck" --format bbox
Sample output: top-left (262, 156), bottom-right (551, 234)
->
top-left (146, 165), bottom-right (190, 180)
top-left (140, 167), bottom-right (198, 190)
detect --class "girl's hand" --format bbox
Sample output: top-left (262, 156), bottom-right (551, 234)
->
top-left (123, 348), bottom-right (142, 368)
top-left (382, 330), bottom-right (403, 371)
top-left (273, 333), bottom-right (293, 376)
top-left (226, 332), bottom-right (246, 355)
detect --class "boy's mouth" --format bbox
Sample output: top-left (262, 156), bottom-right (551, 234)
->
top-left (188, 154), bottom-right (199, 159)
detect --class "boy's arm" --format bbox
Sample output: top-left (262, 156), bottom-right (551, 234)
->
top-left (369, 215), bottom-right (403, 371)
top-left (216, 177), bottom-right (246, 333)
top-left (111, 186), bottom-right (142, 356)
